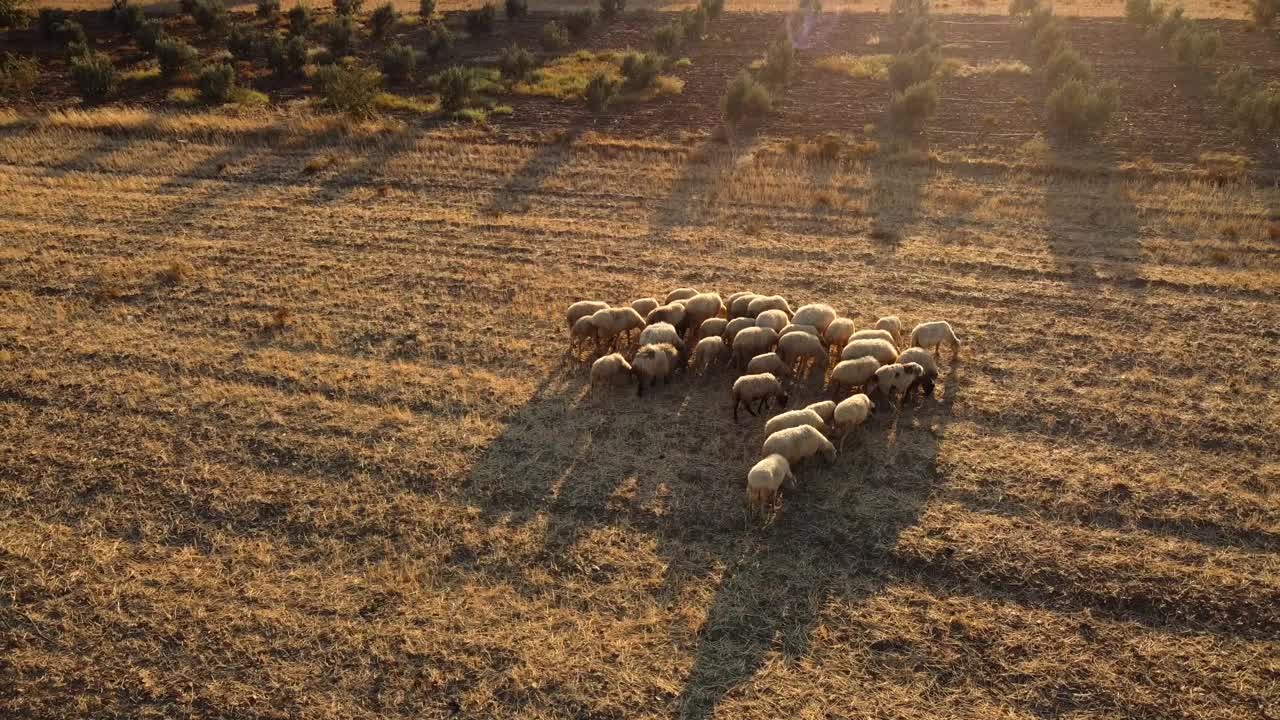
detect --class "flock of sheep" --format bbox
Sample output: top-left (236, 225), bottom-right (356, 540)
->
top-left (565, 288), bottom-right (961, 514)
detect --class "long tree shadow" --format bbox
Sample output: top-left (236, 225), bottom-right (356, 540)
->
top-left (865, 137), bottom-right (936, 255)
top-left (646, 135), bottom-right (760, 243)
top-left (482, 126), bottom-right (585, 217)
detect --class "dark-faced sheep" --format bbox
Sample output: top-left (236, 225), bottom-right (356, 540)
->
top-left (731, 372), bottom-right (789, 420)
top-left (873, 362), bottom-right (925, 408)
top-left (896, 347), bottom-right (940, 399)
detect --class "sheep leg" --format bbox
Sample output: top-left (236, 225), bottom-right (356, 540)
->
top-left (744, 400), bottom-right (758, 417)
top-left (733, 397), bottom-right (740, 421)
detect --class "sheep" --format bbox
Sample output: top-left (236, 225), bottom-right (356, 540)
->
top-left (729, 293), bottom-right (761, 319)
top-left (840, 338), bottom-right (899, 366)
top-left (646, 303), bottom-right (687, 333)
top-left (590, 353), bottom-right (633, 392)
top-left (780, 323), bottom-right (819, 338)
top-left (850, 328), bottom-right (897, 345)
top-left (569, 316), bottom-right (599, 358)
top-left (638, 322), bottom-right (684, 353)
top-left (823, 317), bottom-right (856, 356)
top-left (827, 356), bottom-right (881, 398)
top-left (747, 454), bottom-right (794, 513)
top-left (566, 300), bottom-right (608, 332)
top-left (731, 372), bottom-right (789, 420)
top-left (630, 297), bottom-right (660, 318)
top-left (777, 330), bottom-right (828, 378)
top-left (761, 424), bottom-right (836, 465)
top-left (805, 400), bottom-right (836, 425)
top-left (909, 320), bottom-right (961, 361)
top-left (873, 362), bottom-right (926, 407)
top-left (756, 309), bottom-right (790, 333)
top-left (698, 318), bottom-right (728, 340)
top-left (746, 295), bottom-right (792, 318)
top-left (792, 304), bottom-right (837, 334)
top-left (763, 407), bottom-right (826, 437)
top-left (726, 291), bottom-right (755, 308)
top-left (832, 393), bottom-right (875, 448)
top-left (745, 352), bottom-right (792, 378)
top-left (897, 347), bottom-right (940, 399)
top-left (633, 343), bottom-right (681, 396)
top-left (731, 326), bottom-right (779, 368)
top-left (724, 317), bottom-right (756, 342)
top-left (683, 292), bottom-right (726, 336)
top-left (874, 315), bottom-right (902, 344)
top-left (589, 307), bottom-right (646, 352)
top-left (689, 336), bottom-right (728, 374)
top-left (664, 287), bottom-right (698, 304)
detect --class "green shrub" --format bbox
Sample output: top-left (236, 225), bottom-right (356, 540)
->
top-left (287, 3), bottom-right (312, 34)
top-left (1150, 4), bottom-right (1185, 42)
top-left (70, 50), bottom-right (117, 102)
top-left (505, 0), bottom-right (527, 19)
top-left (681, 6), bottom-right (708, 40)
top-left (1046, 78), bottom-right (1116, 136)
top-left (268, 33), bottom-right (308, 76)
top-left (419, 0), bottom-right (434, 17)
top-left (761, 37), bottom-right (795, 86)
top-left (314, 63), bottom-right (380, 115)
top-left (425, 22), bottom-right (453, 58)
top-left (227, 25), bottom-right (256, 59)
top-left (156, 37), bottom-right (198, 80)
top-left (192, 0), bottom-right (228, 32)
top-left (1229, 84), bottom-right (1280, 134)
top-left (887, 43), bottom-right (938, 90)
top-left (370, 2), bottom-right (399, 38)
top-left (700, 0), bottom-right (724, 19)
top-left (381, 41), bottom-right (415, 81)
top-left (333, 0), bottom-right (363, 15)
top-left (723, 69), bottom-right (770, 124)
top-left (438, 65), bottom-right (475, 110)
top-left (38, 8), bottom-right (67, 38)
top-left (498, 43), bottom-right (536, 80)
top-left (898, 14), bottom-right (936, 52)
top-left (654, 21), bottom-right (683, 52)
top-left (1215, 64), bottom-right (1256, 101)
top-left (1044, 44), bottom-right (1088, 86)
top-left (599, 0), bottom-right (624, 20)
top-left (257, 0), bottom-right (280, 18)
top-left (620, 50), bottom-right (662, 89)
top-left (327, 15), bottom-right (354, 55)
top-left (55, 20), bottom-right (87, 47)
top-left (888, 0), bottom-right (929, 40)
top-left (1250, 0), bottom-right (1277, 26)
top-left (117, 4), bottom-right (145, 34)
top-left (887, 79), bottom-right (937, 129)
top-left (540, 20), bottom-right (568, 50)
top-left (1171, 26), bottom-right (1220, 66)
top-left (465, 3), bottom-right (495, 34)
top-left (565, 7), bottom-right (596, 37)
top-left (0, 0), bottom-right (29, 29)
top-left (312, 47), bottom-right (334, 65)
top-left (134, 19), bottom-right (166, 53)
top-left (1023, 2), bottom-right (1054, 36)
top-left (1030, 19), bottom-right (1067, 62)
top-left (197, 62), bottom-right (236, 102)
top-left (585, 71), bottom-right (618, 111)
top-left (0, 53), bottom-right (39, 97)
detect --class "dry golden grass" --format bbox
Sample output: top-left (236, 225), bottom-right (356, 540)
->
top-left (1, 111), bottom-right (1278, 720)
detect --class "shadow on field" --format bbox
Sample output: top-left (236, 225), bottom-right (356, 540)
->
top-left (647, 138), bottom-right (759, 240)
top-left (865, 138), bottom-right (936, 253)
top-left (1043, 145), bottom-right (1144, 293)
top-left (483, 127), bottom-right (584, 216)
top-left (460, 355), bottom-right (958, 719)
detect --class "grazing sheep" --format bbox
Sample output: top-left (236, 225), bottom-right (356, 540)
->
top-left (764, 407), bottom-right (826, 437)
top-left (792, 304), bottom-right (837, 334)
top-left (646, 303), bottom-right (687, 333)
top-left (590, 307), bottom-right (646, 351)
top-left (590, 353), bottom-right (633, 391)
top-left (638, 321), bottom-right (684, 352)
top-left (761, 424), bottom-right (836, 465)
top-left (684, 292), bottom-right (726, 335)
top-left (833, 393), bottom-right (875, 448)
top-left (874, 362), bottom-right (926, 406)
top-left (874, 315), bottom-right (902, 344)
top-left (747, 295), bottom-right (793, 318)
top-left (805, 400), bottom-right (836, 425)
top-left (824, 317), bottom-right (856, 354)
top-left (840, 338), bottom-right (899, 366)
top-left (732, 326), bottom-right (780, 368)
top-left (747, 453), bottom-right (794, 513)
top-left (630, 297), bottom-right (660, 318)
top-left (633, 343), bottom-right (681, 396)
top-left (897, 346), bottom-right (940, 398)
top-left (731, 372), bottom-right (789, 420)
top-left (724, 317), bottom-right (756, 342)
top-left (756, 309), bottom-right (790, 333)
top-left (698, 318), bottom-right (728, 340)
top-left (777, 330), bottom-right (829, 378)
top-left (729, 293), bottom-right (761, 319)
top-left (745, 352), bottom-right (792, 378)
top-left (569, 316), bottom-right (599, 357)
top-left (665, 287), bottom-right (699, 304)
top-left (780, 323), bottom-right (819, 338)
top-left (726, 291), bottom-right (754, 308)
top-left (850, 328), bottom-right (897, 345)
top-left (827, 356), bottom-right (881, 398)
top-left (689, 336), bottom-right (728, 374)
top-left (909, 320), bottom-right (961, 361)
top-left (566, 300), bottom-right (609, 331)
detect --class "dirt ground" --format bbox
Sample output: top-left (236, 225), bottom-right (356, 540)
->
top-left (1, 107), bottom-right (1278, 718)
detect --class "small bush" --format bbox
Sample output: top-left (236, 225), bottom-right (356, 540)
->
top-left (333, 0), bottom-right (363, 16)
top-left (227, 25), bottom-right (256, 59)
top-left (1044, 44), bottom-right (1088, 86)
top-left (761, 37), bottom-right (795, 86)
top-left (681, 6), bottom-right (708, 40)
top-left (1030, 19), bottom-right (1067, 62)
top-left (287, 3), bottom-right (312, 34)
top-left (898, 14), bottom-right (936, 52)
top-left (620, 50), bottom-right (662, 89)
top-left (498, 43), bottom-right (536, 80)
top-left (723, 70), bottom-right (770, 124)
top-left (38, 8), bottom-right (67, 39)
top-left (0, 53), bottom-right (39, 98)
top-left (887, 79), bottom-right (937, 129)
top-left (1230, 85), bottom-right (1280, 134)
top-left (117, 4), bottom-right (145, 34)
top-left (701, 0), bottom-right (724, 19)
top-left (585, 71), bottom-right (618, 112)
top-left (314, 63), bottom-right (381, 115)
top-left (70, 50), bottom-right (117, 103)
top-left (192, 0), bottom-right (228, 33)
top-left (381, 41), bottom-right (416, 81)
top-left (438, 65), bottom-right (477, 111)
top-left (268, 33), bottom-right (308, 75)
top-left (197, 62), bottom-right (236, 102)
top-left (565, 7), bottom-right (596, 37)
top-left (0, 0), bottom-right (29, 29)
top-left (465, 3), bottom-right (495, 34)
top-left (1250, 0), bottom-right (1277, 26)
top-left (425, 22), bottom-right (453, 58)
top-left (55, 20), bottom-right (87, 47)
top-left (1046, 78), bottom-right (1116, 137)
top-left (1150, 4), bottom-right (1185, 42)
top-left (505, 0), bottom-right (527, 19)
top-left (1171, 26), bottom-right (1221, 66)
top-left (1023, 2), bottom-right (1054, 36)
top-left (134, 19), bottom-right (166, 53)
top-left (327, 15), bottom-right (354, 55)
top-left (156, 37), bottom-right (199, 80)
top-left (888, 0), bottom-right (928, 40)
top-left (540, 20), bottom-right (568, 50)
top-left (257, 0), bottom-right (280, 18)
top-left (654, 21), bottom-right (683, 52)
top-left (368, 2), bottom-right (399, 38)
top-left (1215, 64), bottom-right (1256, 101)
top-left (887, 43), bottom-right (938, 90)
top-left (599, 0), bottom-right (625, 20)
top-left (419, 0), bottom-right (434, 17)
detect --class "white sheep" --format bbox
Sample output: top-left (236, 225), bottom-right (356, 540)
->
top-left (827, 356), bottom-right (880, 398)
top-left (589, 307), bottom-right (646, 352)
top-left (909, 320), bottom-right (961, 361)
top-left (840, 338), bottom-right (899, 366)
top-left (747, 453), bottom-right (794, 513)
top-left (638, 321), bottom-right (684, 352)
top-left (761, 424), bottom-right (836, 465)
top-left (792, 304), bottom-right (837, 334)
top-left (731, 372), bottom-right (789, 420)
top-left (746, 295), bottom-right (792, 318)
top-left (689, 336), bottom-right (728, 374)
top-left (731, 326), bottom-right (779, 368)
top-left (823, 318), bottom-right (856, 355)
top-left (645, 303), bottom-right (687, 332)
top-left (805, 400), bottom-right (836, 425)
top-left (664, 287), bottom-right (698, 304)
top-left (590, 353), bottom-right (633, 392)
top-left (755, 309), bottom-right (790, 333)
top-left (728, 293), bottom-right (761, 319)
top-left (633, 343), bottom-right (681, 396)
top-left (683, 292), bottom-right (726, 335)
top-left (874, 315), bottom-right (902, 345)
top-left (850, 328), bottom-right (896, 345)
top-left (726, 290), bottom-right (755, 308)
top-left (698, 317), bottom-right (728, 340)
top-left (566, 300), bottom-right (608, 332)
top-left (777, 330), bottom-right (828, 378)
top-left (630, 297), bottom-right (660, 318)
top-left (779, 323), bottom-right (819, 338)
top-left (569, 316), bottom-right (599, 358)
top-left (763, 407), bottom-right (826, 437)
top-left (896, 347), bottom-right (940, 399)
top-left (833, 393), bottom-right (875, 448)
top-left (724, 317), bottom-right (756, 342)
top-left (874, 362), bottom-right (926, 407)
top-left (745, 352), bottom-right (792, 378)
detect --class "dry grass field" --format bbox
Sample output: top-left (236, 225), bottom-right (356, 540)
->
top-left (1, 104), bottom-right (1278, 719)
